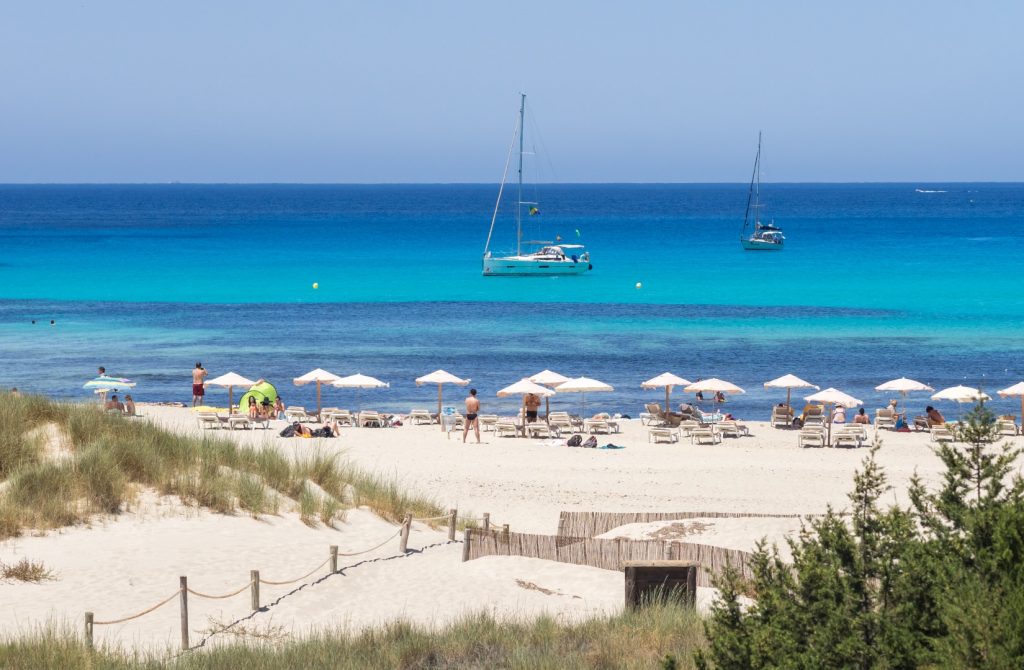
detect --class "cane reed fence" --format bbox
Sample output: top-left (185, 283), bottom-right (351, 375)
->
top-left (84, 508), bottom-right (460, 651)
top-left (556, 510), bottom-right (808, 539)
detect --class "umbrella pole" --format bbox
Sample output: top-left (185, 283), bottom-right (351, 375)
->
top-left (545, 396), bottom-right (550, 421)
top-left (827, 403), bottom-right (833, 446)
top-left (665, 387), bottom-right (670, 413)
top-left (229, 387), bottom-right (234, 415)
top-left (316, 382), bottom-right (322, 420)
top-left (438, 385), bottom-right (443, 432)
top-left (786, 388), bottom-right (791, 408)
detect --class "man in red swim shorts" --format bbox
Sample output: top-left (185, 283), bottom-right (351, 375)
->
top-left (192, 362), bottom-right (208, 407)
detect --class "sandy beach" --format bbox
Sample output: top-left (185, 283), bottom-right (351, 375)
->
top-left (2, 404), bottom-right (1018, 654)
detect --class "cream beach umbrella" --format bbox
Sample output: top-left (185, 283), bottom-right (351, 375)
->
top-left (931, 385), bottom-right (991, 419)
top-left (805, 387), bottom-right (863, 446)
top-left (997, 382), bottom-right (1024, 420)
top-left (529, 369), bottom-right (570, 419)
top-left (556, 377), bottom-right (613, 416)
top-left (641, 373), bottom-right (692, 412)
top-left (764, 374), bottom-right (818, 408)
top-left (875, 377), bottom-right (934, 412)
top-left (497, 379), bottom-right (555, 420)
top-left (416, 370), bottom-right (470, 431)
top-left (332, 373), bottom-right (389, 410)
top-left (293, 368), bottom-right (342, 418)
top-left (205, 372), bottom-right (256, 414)
top-left (685, 378), bottom-right (745, 406)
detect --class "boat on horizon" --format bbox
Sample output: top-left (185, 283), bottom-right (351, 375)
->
top-left (483, 94), bottom-right (592, 276)
top-left (740, 132), bottom-right (784, 251)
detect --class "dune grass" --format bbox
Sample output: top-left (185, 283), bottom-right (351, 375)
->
top-left (0, 395), bottom-right (443, 539)
top-left (0, 601), bottom-right (705, 669)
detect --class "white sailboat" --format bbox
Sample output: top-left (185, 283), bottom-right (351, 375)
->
top-left (483, 94), bottom-right (592, 276)
top-left (740, 132), bottom-right (784, 251)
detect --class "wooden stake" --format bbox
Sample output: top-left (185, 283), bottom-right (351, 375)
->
top-left (461, 528), bottom-right (472, 562)
top-left (84, 612), bottom-right (94, 648)
top-left (179, 576), bottom-right (189, 651)
top-left (250, 570), bottom-right (260, 611)
top-left (330, 545), bottom-right (339, 573)
top-left (448, 508), bottom-right (457, 541)
top-left (482, 512), bottom-right (490, 532)
top-left (399, 513), bottom-right (412, 553)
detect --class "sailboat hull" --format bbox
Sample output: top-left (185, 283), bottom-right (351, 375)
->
top-left (740, 238), bottom-right (784, 251)
top-left (483, 255), bottom-right (592, 276)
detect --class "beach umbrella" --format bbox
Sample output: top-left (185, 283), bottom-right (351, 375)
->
top-left (997, 382), bottom-right (1024, 420)
top-left (805, 387), bottom-right (863, 446)
top-left (205, 372), bottom-right (256, 414)
top-left (84, 375), bottom-right (135, 404)
top-left (641, 373), bottom-right (692, 412)
top-left (763, 374), bottom-right (818, 408)
top-left (529, 369), bottom-right (570, 419)
top-left (497, 379), bottom-right (555, 421)
top-left (293, 368), bottom-right (342, 418)
top-left (332, 373), bottom-right (389, 410)
top-left (556, 377), bottom-right (613, 416)
top-left (415, 370), bottom-right (470, 431)
top-left (875, 377), bottom-right (934, 412)
top-left (931, 385), bottom-right (991, 419)
top-left (685, 378), bottom-right (745, 405)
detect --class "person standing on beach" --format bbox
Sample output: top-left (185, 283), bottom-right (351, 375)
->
top-left (463, 388), bottom-right (481, 444)
top-left (98, 366), bottom-right (106, 377)
top-left (191, 362), bottom-right (208, 407)
top-left (523, 393), bottom-right (541, 423)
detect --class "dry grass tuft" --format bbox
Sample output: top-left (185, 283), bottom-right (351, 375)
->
top-left (1, 558), bottom-right (56, 583)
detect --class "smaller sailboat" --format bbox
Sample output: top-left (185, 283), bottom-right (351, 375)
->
top-left (740, 132), bottom-right (784, 251)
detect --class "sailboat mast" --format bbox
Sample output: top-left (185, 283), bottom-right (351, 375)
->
top-left (516, 93), bottom-right (525, 256)
top-left (741, 132), bottom-right (760, 239)
top-left (754, 132), bottom-right (761, 227)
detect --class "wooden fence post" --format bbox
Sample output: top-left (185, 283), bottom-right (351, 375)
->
top-left (448, 508), bottom-right (457, 541)
top-left (462, 528), bottom-right (472, 562)
top-left (179, 576), bottom-right (189, 651)
top-left (502, 523), bottom-right (510, 540)
top-left (330, 545), bottom-right (339, 573)
top-left (399, 513), bottom-right (412, 553)
top-left (482, 512), bottom-right (490, 531)
top-left (84, 612), bottom-right (94, 649)
top-left (556, 514), bottom-right (566, 538)
top-left (250, 570), bottom-right (260, 611)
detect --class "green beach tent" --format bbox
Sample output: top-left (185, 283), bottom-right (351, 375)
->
top-left (237, 381), bottom-right (278, 413)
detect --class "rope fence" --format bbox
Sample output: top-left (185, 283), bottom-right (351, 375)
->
top-left (84, 507), bottom-right (461, 650)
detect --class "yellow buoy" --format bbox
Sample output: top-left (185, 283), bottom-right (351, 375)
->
top-left (635, 282), bottom-right (642, 289)
top-left (312, 282), bottom-right (319, 290)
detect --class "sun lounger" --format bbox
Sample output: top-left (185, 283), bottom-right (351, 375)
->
top-left (930, 426), bottom-right (955, 443)
top-left (770, 406), bottom-right (793, 428)
top-left (648, 427), bottom-right (678, 444)
top-left (718, 420), bottom-right (750, 438)
top-left (196, 411), bottom-right (222, 430)
top-left (997, 419), bottom-right (1019, 437)
top-left (803, 414), bottom-right (825, 427)
top-left (875, 408), bottom-right (895, 430)
top-left (798, 427), bottom-right (826, 448)
top-left (526, 423), bottom-right (556, 439)
top-left (833, 425), bottom-right (867, 448)
top-left (584, 419), bottom-right (611, 434)
top-left (494, 419), bottom-right (519, 438)
top-left (548, 415), bottom-right (575, 434)
top-left (227, 415), bottom-right (253, 430)
top-left (641, 403), bottom-right (663, 425)
top-left (691, 426), bottom-right (721, 445)
top-left (358, 410), bottom-right (383, 428)
top-left (285, 406), bottom-right (313, 423)
top-left (479, 414), bottom-right (499, 432)
top-left (408, 409), bottom-right (433, 425)
top-left (678, 420), bottom-right (699, 437)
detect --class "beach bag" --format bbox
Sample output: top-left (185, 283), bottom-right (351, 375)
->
top-left (279, 425), bottom-right (297, 438)
top-left (583, 436), bottom-right (598, 448)
top-left (567, 434), bottom-right (583, 447)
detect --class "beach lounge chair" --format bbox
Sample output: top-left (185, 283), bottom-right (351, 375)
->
top-left (770, 405), bottom-right (794, 429)
top-left (584, 418), bottom-right (611, 434)
top-left (997, 419), bottom-right (1019, 437)
top-left (930, 426), bottom-right (955, 443)
top-left (408, 409), bottom-right (433, 425)
top-left (494, 419), bottom-right (519, 438)
top-left (912, 416), bottom-right (931, 431)
top-left (227, 415), bottom-right (253, 430)
top-left (359, 410), bottom-right (383, 428)
top-left (526, 422), bottom-right (556, 439)
top-left (875, 408), bottom-right (895, 430)
top-left (803, 414), bottom-right (825, 428)
top-left (641, 403), bottom-right (663, 425)
top-left (479, 414), bottom-right (499, 432)
top-left (196, 411), bottom-right (221, 430)
top-left (691, 426), bottom-right (721, 445)
top-left (548, 414), bottom-right (574, 435)
top-left (285, 406), bottom-right (313, 423)
top-left (797, 427), bottom-right (826, 448)
top-left (718, 420), bottom-right (750, 438)
top-left (648, 427), bottom-right (678, 444)
top-left (833, 425), bottom-right (867, 448)
top-left (678, 420), bottom-right (699, 437)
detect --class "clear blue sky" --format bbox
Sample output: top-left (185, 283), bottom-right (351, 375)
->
top-left (1, 1), bottom-right (1021, 182)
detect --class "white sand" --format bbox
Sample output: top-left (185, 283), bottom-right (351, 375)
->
top-left (2, 405), bottom-right (1018, 653)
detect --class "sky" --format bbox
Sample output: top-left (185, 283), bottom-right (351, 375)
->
top-left (1, 1), bottom-right (1022, 183)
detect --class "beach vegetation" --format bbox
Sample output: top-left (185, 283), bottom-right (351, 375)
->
top-left (0, 600), bottom-right (706, 668)
top-left (0, 557), bottom-right (56, 583)
top-left (0, 395), bottom-right (442, 539)
top-left (697, 399), bottom-right (1024, 669)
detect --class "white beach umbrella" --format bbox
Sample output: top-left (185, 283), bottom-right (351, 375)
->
top-left (293, 368), bottom-right (342, 417)
top-left (997, 382), bottom-right (1024, 420)
top-left (641, 372), bottom-right (692, 412)
top-left (332, 373), bottom-right (389, 410)
top-left (805, 387), bottom-right (863, 446)
top-left (498, 378), bottom-right (554, 418)
top-left (876, 378), bottom-right (934, 411)
top-left (84, 375), bottom-right (136, 404)
top-left (529, 369), bottom-right (570, 418)
top-left (556, 377), bottom-right (613, 416)
top-left (763, 373), bottom-right (818, 408)
top-left (685, 378), bottom-right (745, 406)
top-left (416, 369), bottom-right (470, 431)
top-left (931, 385), bottom-right (991, 403)
top-left (205, 372), bottom-right (256, 413)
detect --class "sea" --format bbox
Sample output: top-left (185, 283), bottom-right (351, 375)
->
top-left (1, 183), bottom-right (1022, 419)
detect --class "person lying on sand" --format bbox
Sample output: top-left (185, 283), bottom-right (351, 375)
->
top-left (283, 420), bottom-right (340, 438)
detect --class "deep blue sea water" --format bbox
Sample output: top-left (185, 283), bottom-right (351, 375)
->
top-left (1, 184), bottom-right (1022, 417)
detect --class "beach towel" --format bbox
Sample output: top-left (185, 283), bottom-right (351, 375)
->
top-left (599, 444), bottom-right (625, 449)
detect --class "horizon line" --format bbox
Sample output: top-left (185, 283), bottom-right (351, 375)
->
top-left (2, 180), bottom-right (1023, 186)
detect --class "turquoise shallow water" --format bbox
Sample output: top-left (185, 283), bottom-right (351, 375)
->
top-left (1, 184), bottom-right (1022, 416)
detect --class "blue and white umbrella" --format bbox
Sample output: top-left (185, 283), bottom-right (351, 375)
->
top-left (84, 375), bottom-right (135, 401)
